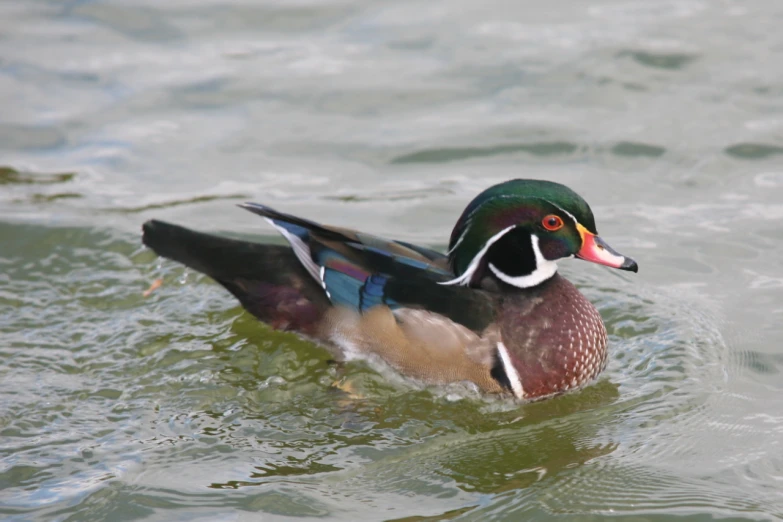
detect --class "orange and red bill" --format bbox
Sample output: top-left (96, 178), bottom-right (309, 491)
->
top-left (576, 224), bottom-right (638, 272)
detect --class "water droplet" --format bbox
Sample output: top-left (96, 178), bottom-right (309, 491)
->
top-left (178, 269), bottom-right (190, 285)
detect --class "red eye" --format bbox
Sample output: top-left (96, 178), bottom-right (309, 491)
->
top-left (542, 214), bottom-right (564, 231)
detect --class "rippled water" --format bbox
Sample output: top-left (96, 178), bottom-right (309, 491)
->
top-left (2, 0), bottom-right (783, 520)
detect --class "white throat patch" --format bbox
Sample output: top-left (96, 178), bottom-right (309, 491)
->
top-left (440, 228), bottom-right (558, 289)
top-left (488, 233), bottom-right (557, 289)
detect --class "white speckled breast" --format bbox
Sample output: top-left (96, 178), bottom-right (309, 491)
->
top-left (495, 273), bottom-right (608, 399)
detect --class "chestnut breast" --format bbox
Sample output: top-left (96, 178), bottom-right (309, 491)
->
top-left (495, 274), bottom-right (608, 399)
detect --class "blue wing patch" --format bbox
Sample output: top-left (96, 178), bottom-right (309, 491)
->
top-left (317, 251), bottom-right (398, 312)
top-left (360, 273), bottom-right (395, 311)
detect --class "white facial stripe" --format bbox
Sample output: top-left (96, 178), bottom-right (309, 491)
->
top-left (488, 233), bottom-right (557, 289)
top-left (540, 199), bottom-right (589, 235)
top-left (446, 220), bottom-right (471, 256)
top-left (497, 341), bottom-right (524, 398)
top-left (553, 204), bottom-right (579, 227)
top-left (439, 225), bottom-right (517, 286)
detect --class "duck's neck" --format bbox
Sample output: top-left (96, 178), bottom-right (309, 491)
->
top-left (479, 265), bottom-right (559, 294)
top-left (482, 231), bottom-right (558, 290)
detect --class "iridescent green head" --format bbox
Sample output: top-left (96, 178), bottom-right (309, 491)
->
top-left (443, 179), bottom-right (637, 289)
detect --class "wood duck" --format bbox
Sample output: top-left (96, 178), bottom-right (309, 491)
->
top-left (142, 179), bottom-right (637, 400)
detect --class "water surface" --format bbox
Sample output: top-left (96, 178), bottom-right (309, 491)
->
top-left (2, 1), bottom-right (783, 520)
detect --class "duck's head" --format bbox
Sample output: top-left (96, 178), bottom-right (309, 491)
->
top-left (443, 179), bottom-right (638, 289)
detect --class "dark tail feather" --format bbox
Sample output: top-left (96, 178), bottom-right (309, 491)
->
top-left (141, 220), bottom-right (329, 334)
top-left (142, 219), bottom-right (258, 280)
top-left (239, 202), bottom-right (351, 242)
top-left (239, 202), bottom-right (323, 231)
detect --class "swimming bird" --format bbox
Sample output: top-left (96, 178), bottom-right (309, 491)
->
top-left (142, 179), bottom-right (637, 400)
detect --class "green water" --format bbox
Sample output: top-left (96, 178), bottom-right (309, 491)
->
top-left (2, 1), bottom-right (783, 520)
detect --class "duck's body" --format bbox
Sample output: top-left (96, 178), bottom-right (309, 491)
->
top-left (142, 179), bottom-right (636, 400)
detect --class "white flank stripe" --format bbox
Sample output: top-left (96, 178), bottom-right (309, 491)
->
top-left (488, 234), bottom-right (557, 289)
top-left (497, 341), bottom-right (524, 399)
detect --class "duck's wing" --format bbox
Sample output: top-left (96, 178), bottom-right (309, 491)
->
top-left (240, 203), bottom-right (495, 332)
top-left (143, 207), bottom-right (511, 394)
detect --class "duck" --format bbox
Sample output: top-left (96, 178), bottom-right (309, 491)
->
top-left (141, 179), bottom-right (637, 400)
